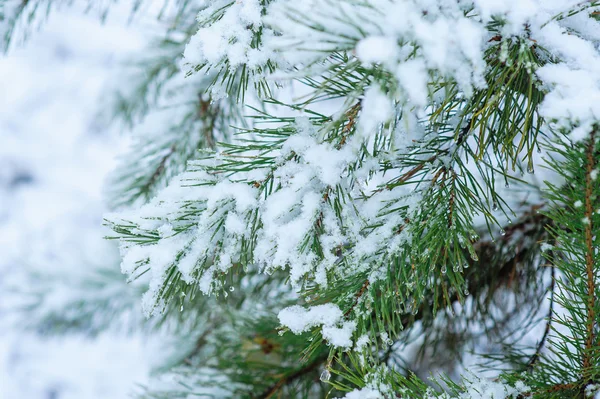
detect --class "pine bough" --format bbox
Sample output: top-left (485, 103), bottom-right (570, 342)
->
top-left (5, 0), bottom-right (600, 398)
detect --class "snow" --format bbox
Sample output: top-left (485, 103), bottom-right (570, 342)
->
top-left (354, 334), bottom-right (370, 352)
top-left (183, 0), bottom-right (271, 89)
top-left (360, 85), bottom-right (395, 134)
top-left (355, 36), bottom-right (398, 65)
top-left (278, 303), bottom-right (357, 349)
top-left (583, 217), bottom-right (591, 225)
top-left (540, 243), bottom-right (554, 252)
top-left (585, 384), bottom-right (600, 398)
top-left (458, 375), bottom-right (530, 399)
top-left (341, 387), bottom-right (383, 399)
top-left (322, 321), bottom-right (357, 349)
top-left (396, 59), bottom-right (429, 107)
top-left (278, 304), bottom-right (343, 334)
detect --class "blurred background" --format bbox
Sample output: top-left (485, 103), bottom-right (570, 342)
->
top-left (0, 4), bottom-right (161, 398)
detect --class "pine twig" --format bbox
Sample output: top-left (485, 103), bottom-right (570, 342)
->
top-left (582, 127), bottom-right (597, 373)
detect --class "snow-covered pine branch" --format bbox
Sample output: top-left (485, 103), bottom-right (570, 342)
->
top-left (5, 0), bottom-right (600, 397)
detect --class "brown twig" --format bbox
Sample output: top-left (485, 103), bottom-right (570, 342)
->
top-left (582, 128), bottom-right (597, 372)
top-left (337, 102), bottom-right (361, 148)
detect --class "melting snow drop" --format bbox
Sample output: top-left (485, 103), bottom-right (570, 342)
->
top-left (320, 369), bottom-right (331, 382)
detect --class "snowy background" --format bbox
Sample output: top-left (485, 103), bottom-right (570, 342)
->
top-left (0, 6), bottom-right (160, 399)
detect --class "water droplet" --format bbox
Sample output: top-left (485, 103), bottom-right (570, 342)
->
top-left (463, 262), bottom-right (469, 269)
top-left (411, 307), bottom-right (419, 315)
top-left (492, 202), bottom-right (499, 211)
top-left (537, 147), bottom-right (542, 154)
top-left (441, 265), bottom-right (447, 274)
top-left (505, 182), bottom-right (510, 188)
top-left (500, 229), bottom-right (506, 236)
top-left (386, 339), bottom-right (394, 346)
top-left (180, 305), bottom-right (184, 312)
top-left (320, 370), bottom-right (331, 382)
top-left (470, 253), bottom-right (479, 261)
top-left (453, 264), bottom-right (461, 273)
top-left (527, 164), bottom-right (535, 174)
top-left (464, 288), bottom-right (470, 296)
top-left (229, 286), bottom-right (235, 292)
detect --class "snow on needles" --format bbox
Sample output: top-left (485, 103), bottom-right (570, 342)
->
top-left (110, 0), bottom-right (600, 370)
top-left (183, 0), bottom-right (273, 95)
top-left (278, 304), bottom-right (357, 349)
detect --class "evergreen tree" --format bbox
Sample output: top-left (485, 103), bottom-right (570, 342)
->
top-left (4, 0), bottom-right (600, 398)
